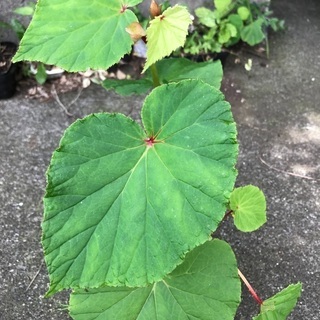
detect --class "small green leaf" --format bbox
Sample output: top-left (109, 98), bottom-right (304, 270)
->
top-left (226, 14), bottom-right (243, 46)
top-left (226, 23), bottom-right (238, 38)
top-left (69, 240), bottom-right (241, 320)
top-left (241, 19), bottom-right (265, 46)
top-left (214, 0), bottom-right (232, 13)
top-left (143, 5), bottom-right (192, 72)
top-left (35, 62), bottom-right (47, 85)
top-left (229, 185), bottom-right (266, 232)
top-left (237, 6), bottom-right (250, 21)
top-left (228, 14), bottom-right (244, 31)
top-left (9, 19), bottom-right (26, 40)
top-left (218, 23), bottom-right (237, 44)
top-left (195, 7), bottom-right (217, 28)
top-left (14, 5), bottom-right (35, 16)
top-left (13, 0), bottom-right (143, 71)
top-left (269, 18), bottom-right (285, 32)
top-left (43, 79), bottom-right (238, 296)
top-left (253, 283), bottom-right (302, 320)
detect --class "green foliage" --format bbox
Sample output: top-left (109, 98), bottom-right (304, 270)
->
top-left (13, 3), bottom-right (36, 16)
top-left (0, 3), bottom-right (35, 41)
top-left (195, 7), bottom-right (217, 28)
top-left (229, 185), bottom-right (267, 232)
top-left (0, 3), bottom-right (50, 85)
top-left (43, 79), bottom-right (238, 296)
top-left (13, 0), bottom-right (143, 71)
top-left (8, 2), bottom-right (36, 40)
top-left (103, 58), bottom-right (223, 95)
top-left (34, 62), bottom-right (48, 85)
top-left (241, 18), bottom-right (265, 46)
top-left (69, 240), bottom-right (241, 320)
top-left (184, 0), bottom-right (285, 55)
top-left (12, 0), bottom-right (300, 319)
top-left (143, 5), bottom-right (192, 72)
top-left (253, 283), bottom-right (302, 320)
top-left (237, 6), bottom-right (250, 21)
top-left (214, 0), bottom-right (234, 19)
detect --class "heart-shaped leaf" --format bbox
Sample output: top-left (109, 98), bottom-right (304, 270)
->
top-left (143, 5), bottom-right (192, 72)
top-left (229, 185), bottom-right (267, 232)
top-left (103, 58), bottom-right (223, 95)
top-left (13, 0), bottom-right (143, 71)
top-left (253, 283), bottom-right (302, 320)
top-left (69, 240), bottom-right (241, 320)
top-left (43, 79), bottom-right (238, 296)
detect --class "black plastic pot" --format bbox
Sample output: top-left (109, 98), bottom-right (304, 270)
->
top-left (0, 42), bottom-right (18, 99)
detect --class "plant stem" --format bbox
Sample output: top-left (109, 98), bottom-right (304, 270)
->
top-left (265, 35), bottom-right (270, 59)
top-left (224, 209), bottom-right (233, 220)
top-left (245, 0), bottom-right (254, 23)
top-left (238, 269), bottom-right (264, 305)
top-left (150, 63), bottom-right (161, 87)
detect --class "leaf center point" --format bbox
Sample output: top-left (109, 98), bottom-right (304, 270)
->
top-left (145, 136), bottom-right (158, 147)
top-left (120, 5), bottom-right (128, 13)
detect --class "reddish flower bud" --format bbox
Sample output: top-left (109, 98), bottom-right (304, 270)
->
top-left (125, 22), bottom-right (146, 42)
top-left (150, 0), bottom-right (161, 17)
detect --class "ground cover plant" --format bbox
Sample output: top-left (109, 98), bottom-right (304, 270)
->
top-left (183, 0), bottom-right (284, 57)
top-left (13, 0), bottom-right (301, 319)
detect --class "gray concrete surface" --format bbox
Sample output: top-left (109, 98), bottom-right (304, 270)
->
top-left (0, 0), bottom-right (319, 319)
top-left (218, 0), bottom-right (320, 318)
top-left (0, 0), bottom-right (34, 43)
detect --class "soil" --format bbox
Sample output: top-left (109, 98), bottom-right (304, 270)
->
top-left (16, 42), bottom-right (266, 102)
top-left (16, 56), bottom-right (146, 101)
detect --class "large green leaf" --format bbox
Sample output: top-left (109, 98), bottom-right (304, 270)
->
top-left (69, 239), bottom-right (241, 320)
top-left (143, 6), bottom-right (192, 72)
top-left (229, 185), bottom-right (267, 232)
top-left (13, 0), bottom-right (143, 71)
top-left (103, 58), bottom-right (223, 95)
top-left (43, 79), bottom-right (238, 296)
top-left (253, 283), bottom-right (302, 320)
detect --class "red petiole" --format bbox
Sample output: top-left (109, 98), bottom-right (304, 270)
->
top-left (238, 269), bottom-right (264, 305)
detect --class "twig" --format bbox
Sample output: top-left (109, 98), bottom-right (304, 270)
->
top-left (51, 85), bottom-right (74, 116)
top-left (68, 87), bottom-right (83, 107)
top-left (25, 260), bottom-right (44, 292)
top-left (259, 156), bottom-right (319, 181)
